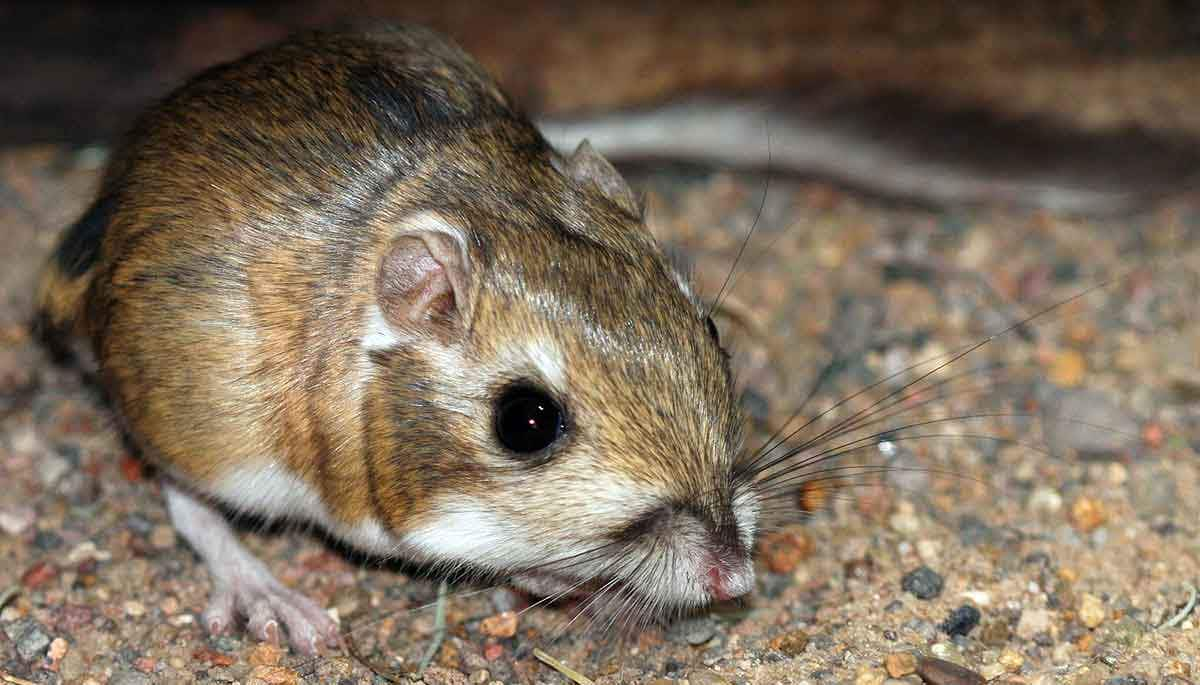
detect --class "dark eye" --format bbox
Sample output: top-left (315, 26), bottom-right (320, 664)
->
top-left (495, 385), bottom-right (566, 455)
top-left (705, 316), bottom-right (720, 344)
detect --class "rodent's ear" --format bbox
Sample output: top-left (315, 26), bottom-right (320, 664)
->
top-left (376, 212), bottom-right (471, 340)
top-left (566, 140), bottom-right (640, 216)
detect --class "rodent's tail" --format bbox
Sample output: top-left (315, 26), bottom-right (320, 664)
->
top-left (33, 196), bottom-right (113, 358)
top-left (537, 86), bottom-right (1200, 216)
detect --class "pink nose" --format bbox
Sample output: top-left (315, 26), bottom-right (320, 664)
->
top-left (706, 564), bottom-right (733, 601)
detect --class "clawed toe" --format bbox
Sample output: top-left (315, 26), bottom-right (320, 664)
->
top-left (203, 580), bottom-right (339, 655)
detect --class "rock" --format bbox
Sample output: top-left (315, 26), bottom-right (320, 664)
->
top-left (667, 616), bottom-right (716, 646)
top-left (688, 670), bottom-right (732, 685)
top-left (956, 515), bottom-right (997, 547)
top-left (37, 453), bottom-right (71, 487)
top-left (247, 643), bottom-right (284, 666)
top-left (1028, 487), bottom-right (1064, 514)
top-left (1016, 609), bottom-right (1054, 640)
top-left (1079, 593), bottom-right (1106, 629)
top-left (21, 560), bottom-right (58, 588)
top-left (1047, 349), bottom-right (1086, 387)
top-left (149, 524), bottom-right (177, 550)
top-left (1070, 496), bottom-right (1108, 533)
top-left (247, 665), bottom-right (301, 685)
top-left (109, 672), bottom-right (153, 685)
top-left (768, 629), bottom-right (809, 656)
top-left (884, 652), bottom-right (917, 677)
top-left (901, 566), bottom-right (944, 599)
top-left (757, 527), bottom-right (814, 573)
top-left (479, 610), bottom-right (518, 638)
top-left (3, 617), bottom-right (52, 661)
top-left (1042, 389), bottom-right (1138, 459)
top-left (915, 656), bottom-right (985, 685)
top-left (979, 619), bottom-right (1010, 646)
top-left (32, 530), bottom-right (63, 550)
top-left (998, 648), bottom-right (1024, 672)
top-left (0, 505), bottom-right (36, 536)
top-left (939, 605), bottom-right (981, 636)
top-left (856, 667), bottom-right (888, 685)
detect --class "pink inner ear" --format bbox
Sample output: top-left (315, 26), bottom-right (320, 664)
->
top-left (378, 236), bottom-right (457, 328)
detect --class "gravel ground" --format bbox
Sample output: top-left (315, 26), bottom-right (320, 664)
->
top-left (2, 146), bottom-right (1198, 685)
top-left (3, 3), bottom-right (1200, 684)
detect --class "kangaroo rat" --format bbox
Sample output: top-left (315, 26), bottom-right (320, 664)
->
top-left (34, 26), bottom-right (757, 655)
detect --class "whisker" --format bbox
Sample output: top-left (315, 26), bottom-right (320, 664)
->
top-left (707, 125), bottom-right (772, 318)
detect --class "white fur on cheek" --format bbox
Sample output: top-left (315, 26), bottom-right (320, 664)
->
top-left (400, 498), bottom-right (549, 570)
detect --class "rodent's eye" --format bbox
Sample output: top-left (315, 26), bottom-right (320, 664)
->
top-left (705, 316), bottom-right (720, 344)
top-left (495, 386), bottom-right (566, 456)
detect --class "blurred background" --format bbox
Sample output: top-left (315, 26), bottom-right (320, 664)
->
top-left (4, 0), bottom-right (1200, 146)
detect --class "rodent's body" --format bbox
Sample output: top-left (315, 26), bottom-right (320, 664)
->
top-left (36, 26), bottom-right (756, 654)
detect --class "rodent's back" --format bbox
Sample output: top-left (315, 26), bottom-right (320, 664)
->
top-left (37, 27), bottom-right (532, 483)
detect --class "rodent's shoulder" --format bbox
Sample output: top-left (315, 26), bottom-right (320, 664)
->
top-left (102, 27), bottom-right (521, 195)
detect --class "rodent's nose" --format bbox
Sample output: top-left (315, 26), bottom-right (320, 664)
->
top-left (704, 556), bottom-right (753, 601)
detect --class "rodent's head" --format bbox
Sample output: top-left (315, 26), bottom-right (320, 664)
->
top-left (360, 137), bottom-right (757, 613)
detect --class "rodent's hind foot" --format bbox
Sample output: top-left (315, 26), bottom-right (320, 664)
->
top-left (203, 573), bottom-right (340, 656)
top-left (162, 482), bottom-right (340, 656)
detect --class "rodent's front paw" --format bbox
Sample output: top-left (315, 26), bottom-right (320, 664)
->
top-left (205, 576), bottom-right (340, 656)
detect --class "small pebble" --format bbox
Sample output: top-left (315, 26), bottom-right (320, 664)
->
top-left (959, 590), bottom-right (991, 607)
top-left (930, 642), bottom-right (955, 658)
top-left (21, 560), bottom-right (58, 589)
top-left (1016, 608), bottom-right (1054, 640)
top-left (916, 656), bottom-right (985, 685)
top-left (757, 527), bottom-right (814, 573)
top-left (0, 505), bottom-right (36, 536)
top-left (1079, 593), bottom-right (1106, 628)
top-left (149, 524), bottom-right (177, 550)
top-left (667, 616), bottom-right (717, 646)
top-left (483, 643), bottom-right (503, 661)
top-left (688, 670), bottom-right (732, 685)
top-left (1070, 496), bottom-right (1108, 533)
top-left (1028, 487), bottom-right (1064, 514)
top-left (1047, 349), bottom-right (1086, 387)
top-left (479, 610), bottom-right (518, 638)
top-left (37, 454), bottom-right (70, 487)
top-left (1043, 389), bottom-right (1138, 458)
top-left (248, 665), bottom-right (301, 684)
top-left (248, 643), bottom-right (284, 666)
top-left (192, 648), bottom-right (235, 667)
top-left (915, 539), bottom-right (942, 564)
top-left (901, 566), bottom-right (944, 599)
top-left (939, 605), bottom-right (981, 636)
top-left (979, 619), bottom-right (1010, 646)
top-left (3, 617), bottom-right (52, 661)
top-left (124, 600), bottom-right (146, 617)
top-left (47, 636), bottom-right (69, 663)
top-left (998, 648), bottom-right (1024, 672)
top-left (884, 652), bottom-right (917, 677)
top-left (109, 672), bottom-right (153, 685)
top-left (768, 629), bottom-right (809, 656)
top-left (956, 515), bottom-right (996, 547)
top-left (889, 510), bottom-right (922, 536)
top-left (856, 667), bottom-right (888, 685)
top-left (33, 530), bottom-right (63, 550)
top-left (133, 657), bottom-right (156, 673)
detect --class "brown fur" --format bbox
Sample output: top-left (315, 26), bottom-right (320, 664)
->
top-left (33, 25), bottom-right (744, 555)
